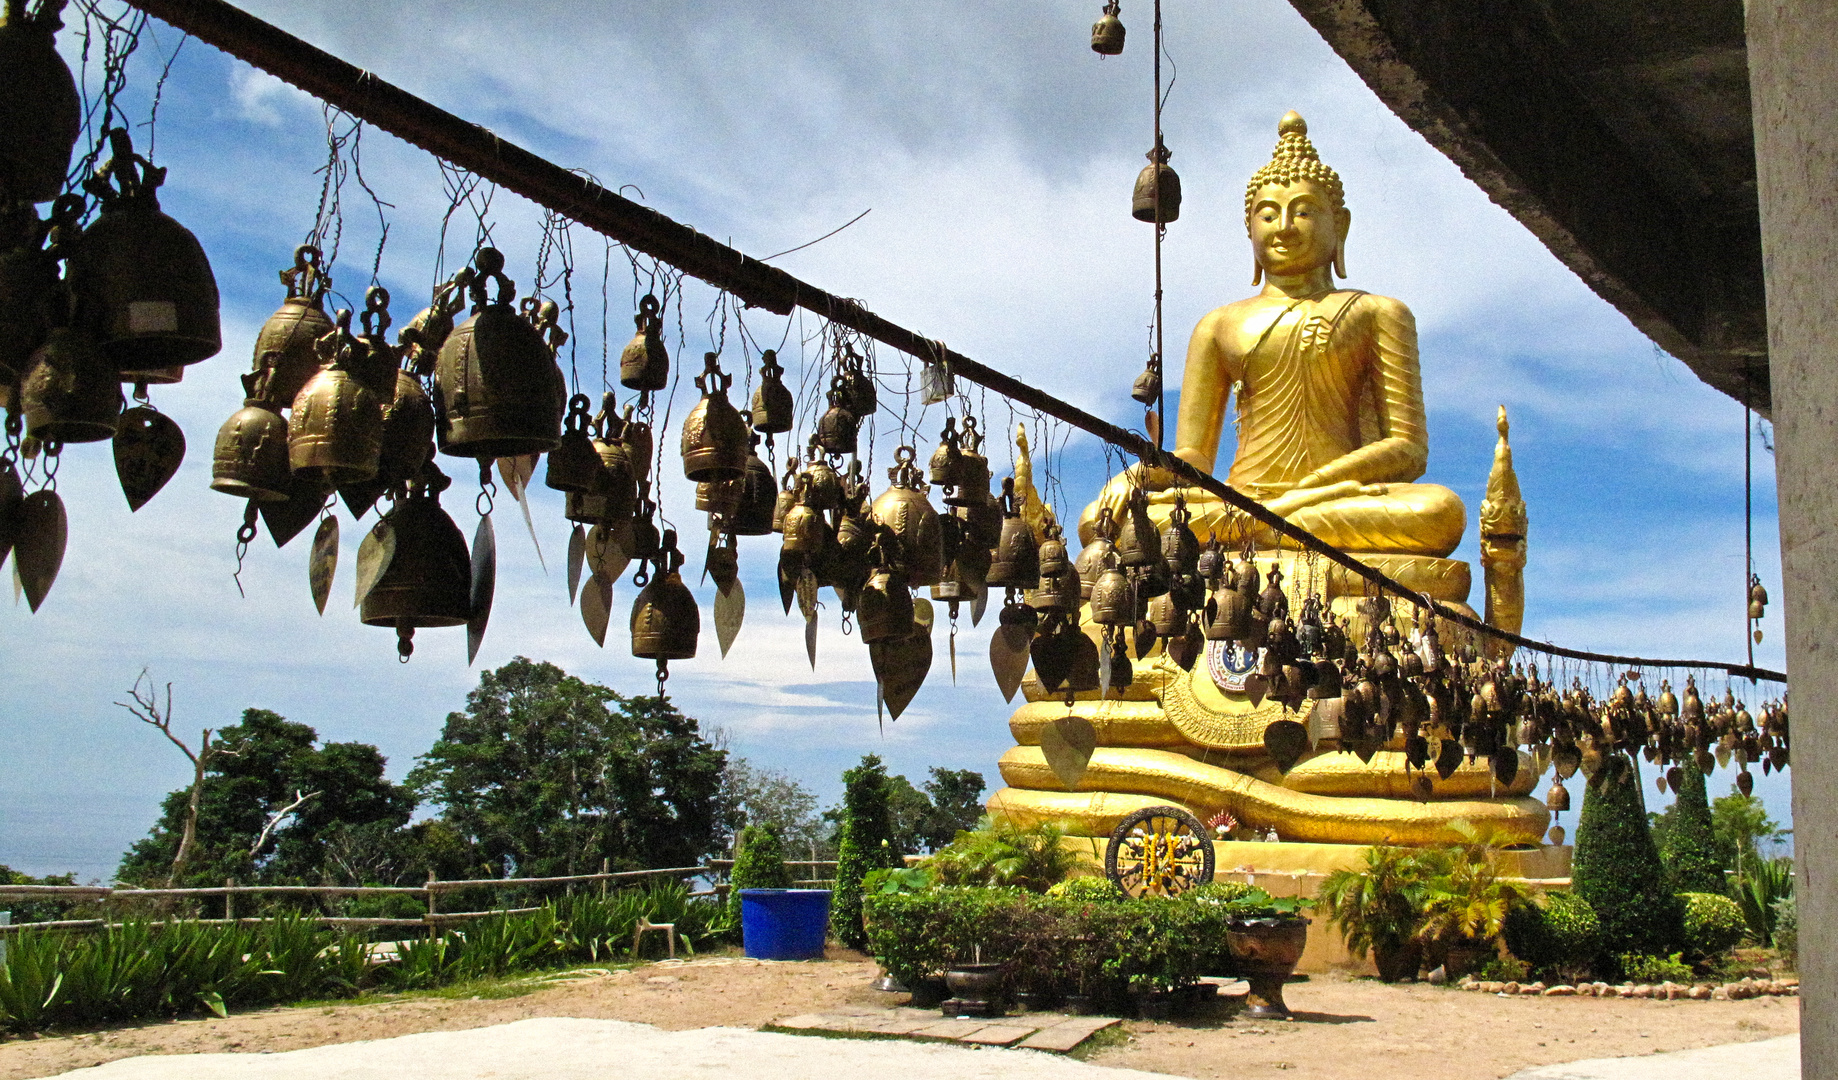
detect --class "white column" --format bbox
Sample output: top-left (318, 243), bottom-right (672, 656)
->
top-left (1747, 1), bottom-right (1838, 1072)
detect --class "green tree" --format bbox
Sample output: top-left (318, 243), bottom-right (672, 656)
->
top-left (832, 754), bottom-right (902, 950)
top-left (728, 824), bottom-right (794, 924)
top-left (916, 768), bottom-right (987, 851)
top-left (117, 709), bottom-right (414, 888)
top-left (1571, 752), bottom-right (1684, 964)
top-left (1711, 785), bottom-right (1790, 872)
top-left (886, 773), bottom-right (933, 855)
top-left (1655, 761), bottom-right (1727, 894)
top-left (723, 758), bottom-right (827, 858)
top-left (409, 658), bottom-right (732, 878)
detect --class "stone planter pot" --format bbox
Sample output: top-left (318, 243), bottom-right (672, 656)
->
top-left (1226, 915), bottom-right (1310, 1018)
top-left (908, 976), bottom-right (949, 1008)
top-left (1373, 940), bottom-right (1423, 983)
top-left (943, 963), bottom-right (1006, 1017)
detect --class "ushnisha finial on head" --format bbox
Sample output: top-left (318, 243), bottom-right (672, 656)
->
top-left (1244, 110), bottom-right (1346, 218)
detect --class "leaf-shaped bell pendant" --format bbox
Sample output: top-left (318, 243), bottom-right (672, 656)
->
top-left (681, 351), bottom-right (748, 482)
top-left (732, 435), bottom-right (777, 536)
top-left (21, 324), bottom-right (123, 443)
top-left (630, 529), bottom-right (699, 660)
top-left (433, 248), bottom-right (565, 459)
top-left (254, 244), bottom-right (334, 407)
top-left (73, 128), bottom-right (220, 373)
top-left (1131, 140), bottom-right (1181, 224)
top-left (211, 370), bottom-right (291, 502)
top-left (0, 0), bottom-right (81, 203)
top-left (870, 445), bottom-right (944, 587)
top-left (620, 292), bottom-right (669, 392)
top-left (290, 309), bottom-right (382, 487)
top-left (816, 375), bottom-right (859, 456)
top-left (545, 393), bottom-right (604, 494)
top-left (750, 348), bottom-right (794, 435)
top-left (1090, 0), bottom-right (1125, 55)
top-left (986, 478), bottom-right (1040, 590)
top-left (361, 465), bottom-right (473, 656)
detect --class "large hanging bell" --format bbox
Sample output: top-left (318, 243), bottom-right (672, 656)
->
top-left (289, 309), bottom-right (382, 487)
top-left (0, 0), bottom-right (79, 202)
top-left (987, 478), bottom-right (1039, 590)
top-left (681, 351), bottom-right (748, 482)
top-left (433, 248), bottom-right (565, 459)
top-left (1131, 141), bottom-right (1181, 224)
top-left (210, 371), bottom-right (291, 502)
top-left (21, 324), bottom-right (122, 443)
top-left (546, 393), bottom-right (603, 493)
top-left (1090, 0), bottom-right (1125, 55)
top-left (816, 375), bottom-right (859, 456)
top-left (74, 128), bottom-right (220, 371)
top-left (253, 245), bottom-right (334, 407)
top-left (750, 348), bottom-right (794, 434)
top-left (620, 292), bottom-right (669, 392)
top-left (870, 445), bottom-right (944, 587)
top-left (732, 436), bottom-right (777, 536)
top-left (631, 530), bottom-right (699, 660)
top-left (361, 466), bottom-right (473, 645)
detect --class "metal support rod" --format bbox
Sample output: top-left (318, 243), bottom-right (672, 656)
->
top-left (119, 0), bottom-right (1785, 684)
top-left (1152, 0), bottom-right (1166, 451)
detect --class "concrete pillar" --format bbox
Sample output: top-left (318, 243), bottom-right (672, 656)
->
top-left (1746, 2), bottom-right (1838, 1073)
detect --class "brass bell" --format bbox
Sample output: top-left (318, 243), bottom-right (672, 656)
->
top-left (1040, 522), bottom-right (1070, 578)
top-left (1115, 488), bottom-right (1158, 567)
top-left (350, 284), bottom-right (405, 400)
top-left (1160, 499), bottom-right (1198, 576)
top-left (732, 436), bottom-right (777, 536)
top-left (21, 324), bottom-right (122, 443)
top-left (253, 245), bottom-right (334, 407)
top-left (681, 352), bottom-right (748, 482)
top-left (1029, 558), bottom-right (1079, 617)
top-left (1090, 560), bottom-right (1132, 626)
top-left (290, 309), bottom-right (382, 487)
top-left (750, 348), bottom-right (794, 435)
top-left (859, 537), bottom-right (916, 645)
top-left (620, 292), bottom-right (669, 391)
top-left (1131, 363), bottom-right (1161, 406)
top-left (771, 459), bottom-right (798, 533)
top-left (593, 398), bottom-right (638, 519)
top-left (1131, 140), bottom-right (1181, 225)
top-left (986, 478), bottom-right (1040, 590)
top-left (1076, 508), bottom-right (1117, 600)
top-left (630, 530), bottom-right (699, 660)
top-left (433, 248), bottom-right (566, 459)
top-left (696, 476), bottom-right (740, 517)
top-left (377, 365), bottom-right (435, 488)
top-left (546, 393), bottom-right (604, 493)
top-left (947, 416), bottom-right (992, 507)
top-left (0, 0), bottom-right (81, 203)
top-left (1545, 779), bottom-right (1570, 814)
top-left (1090, 0), bottom-right (1125, 54)
top-left (1749, 575), bottom-right (1769, 621)
top-left (398, 267), bottom-right (471, 376)
top-left (871, 446), bottom-right (944, 587)
top-left (620, 405), bottom-right (654, 484)
top-left (838, 343), bottom-right (876, 417)
top-left (780, 476), bottom-right (829, 559)
top-left (816, 375), bottom-right (859, 456)
top-left (929, 417), bottom-right (963, 488)
top-left (800, 439), bottom-right (843, 509)
top-left (361, 466), bottom-right (473, 655)
top-left (629, 481), bottom-right (662, 563)
top-left (0, 202), bottom-right (57, 383)
top-left (211, 371), bottom-right (290, 502)
top-left (74, 128), bottom-right (220, 371)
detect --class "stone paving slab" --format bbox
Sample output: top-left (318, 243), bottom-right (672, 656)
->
top-left (768, 1008), bottom-right (1118, 1054)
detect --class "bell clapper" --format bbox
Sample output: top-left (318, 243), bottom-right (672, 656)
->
top-left (396, 622), bottom-right (414, 662)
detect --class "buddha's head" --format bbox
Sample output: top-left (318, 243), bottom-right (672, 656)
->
top-left (1244, 112), bottom-right (1349, 281)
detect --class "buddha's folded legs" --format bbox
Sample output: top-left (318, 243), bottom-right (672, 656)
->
top-left (1150, 482), bottom-right (1467, 559)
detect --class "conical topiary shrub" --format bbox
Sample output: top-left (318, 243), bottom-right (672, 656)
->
top-left (728, 823), bottom-right (794, 925)
top-left (832, 754), bottom-right (903, 950)
top-left (1659, 760), bottom-right (1727, 894)
top-left (1571, 751), bottom-right (1684, 965)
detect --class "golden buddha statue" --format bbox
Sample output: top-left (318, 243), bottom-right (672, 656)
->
top-left (990, 113), bottom-right (1550, 857)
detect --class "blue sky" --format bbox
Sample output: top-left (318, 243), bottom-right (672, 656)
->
top-left (0, 0), bottom-right (1787, 881)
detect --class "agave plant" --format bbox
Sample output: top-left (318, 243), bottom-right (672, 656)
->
top-left (1730, 853), bottom-right (1794, 945)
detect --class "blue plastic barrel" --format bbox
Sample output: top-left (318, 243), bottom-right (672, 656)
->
top-left (740, 888), bottom-right (832, 960)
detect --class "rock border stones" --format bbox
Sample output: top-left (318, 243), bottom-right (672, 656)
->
top-left (1455, 975), bottom-right (1797, 1000)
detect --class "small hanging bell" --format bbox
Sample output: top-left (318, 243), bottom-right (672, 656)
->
top-left (859, 553), bottom-right (917, 645)
top-left (0, 202), bottom-right (58, 383)
top-left (1090, 560), bottom-right (1132, 626)
top-left (1131, 140), bottom-right (1182, 224)
top-left (696, 476), bottom-right (741, 518)
top-left (838, 343), bottom-right (876, 417)
top-left (1090, 0), bottom-right (1125, 55)
top-left (929, 417), bottom-right (963, 488)
top-left (816, 375), bottom-right (860, 456)
top-left (1039, 522), bottom-right (1071, 578)
top-left (361, 466), bottom-right (473, 650)
top-left (631, 529), bottom-right (700, 660)
top-left (253, 244), bottom-right (334, 407)
top-left (871, 446), bottom-right (945, 587)
top-left (593, 398), bottom-right (638, 518)
top-left (1076, 508), bottom-right (1117, 600)
top-left (433, 248), bottom-right (566, 459)
top-left (732, 436), bottom-right (777, 536)
top-left (946, 416), bottom-right (993, 507)
top-left (21, 324), bottom-right (123, 443)
top-left (211, 371), bottom-right (291, 502)
top-left (1749, 575), bottom-right (1769, 621)
top-left (771, 459), bottom-right (798, 533)
top-left (780, 476), bottom-right (829, 560)
top-left (1114, 488), bottom-right (1158, 567)
top-left (1160, 498), bottom-right (1198, 578)
top-left (1131, 363), bottom-right (1161, 406)
top-left (290, 309), bottom-right (382, 487)
top-left (0, 0), bottom-right (81, 204)
top-left (750, 348), bottom-right (794, 434)
top-left (986, 478), bottom-right (1040, 590)
top-left (681, 352), bottom-right (749, 482)
top-left (620, 292), bottom-right (669, 391)
top-left (377, 364), bottom-right (435, 489)
top-left (618, 405), bottom-right (654, 484)
top-left (74, 128), bottom-right (220, 371)
top-left (799, 440), bottom-right (843, 510)
top-left (545, 393), bottom-right (602, 493)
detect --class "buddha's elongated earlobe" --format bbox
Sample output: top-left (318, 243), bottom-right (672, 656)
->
top-left (1332, 243), bottom-right (1346, 279)
top-left (1252, 253), bottom-right (1263, 286)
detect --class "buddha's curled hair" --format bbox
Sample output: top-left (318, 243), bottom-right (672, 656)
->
top-left (1245, 111), bottom-right (1346, 217)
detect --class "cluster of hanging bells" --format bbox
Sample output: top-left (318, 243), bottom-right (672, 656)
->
top-left (0, 15), bottom-right (221, 608)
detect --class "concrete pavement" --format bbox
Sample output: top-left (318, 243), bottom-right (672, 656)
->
top-left (1505, 1035), bottom-right (1798, 1079)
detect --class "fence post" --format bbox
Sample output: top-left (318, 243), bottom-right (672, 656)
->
top-left (1, 910), bottom-right (9, 969)
top-left (225, 878), bottom-right (235, 922)
top-left (425, 870), bottom-right (438, 939)
top-left (601, 858), bottom-right (609, 898)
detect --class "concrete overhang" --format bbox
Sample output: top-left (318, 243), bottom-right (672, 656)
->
top-left (1288, 0), bottom-right (1768, 413)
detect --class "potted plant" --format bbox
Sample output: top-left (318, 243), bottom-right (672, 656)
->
top-left (1416, 844), bottom-right (1525, 978)
top-left (1316, 845), bottom-right (1447, 982)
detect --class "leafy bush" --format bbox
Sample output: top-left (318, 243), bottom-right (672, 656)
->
top-left (1772, 895), bottom-right (1797, 965)
top-left (925, 817), bottom-right (1079, 892)
top-left (1619, 952), bottom-right (1693, 983)
top-left (862, 867), bottom-right (935, 896)
top-left (1048, 877), bottom-right (1124, 903)
top-left (1476, 954), bottom-right (1531, 982)
top-left (1504, 891), bottom-right (1601, 978)
top-left (1572, 753), bottom-right (1684, 960)
top-left (1679, 892), bottom-right (1746, 959)
top-left (728, 824), bottom-right (794, 924)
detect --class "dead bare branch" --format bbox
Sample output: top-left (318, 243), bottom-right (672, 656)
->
top-left (250, 789), bottom-right (320, 859)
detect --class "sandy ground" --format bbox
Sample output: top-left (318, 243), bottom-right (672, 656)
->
top-left (0, 952), bottom-right (1800, 1080)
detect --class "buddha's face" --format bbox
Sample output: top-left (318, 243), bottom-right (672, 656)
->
top-left (1247, 180), bottom-right (1346, 277)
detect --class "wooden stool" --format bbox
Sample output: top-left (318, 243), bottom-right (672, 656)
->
top-left (633, 917), bottom-right (677, 959)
